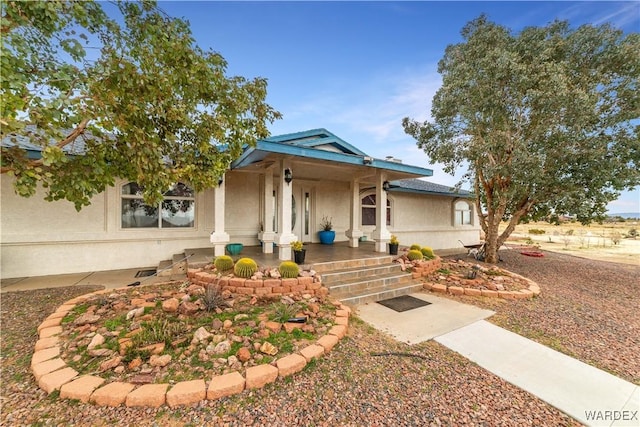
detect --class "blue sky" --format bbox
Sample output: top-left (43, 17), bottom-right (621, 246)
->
top-left (158, 1), bottom-right (639, 214)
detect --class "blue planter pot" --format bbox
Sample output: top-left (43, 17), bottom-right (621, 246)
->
top-left (318, 230), bottom-right (335, 245)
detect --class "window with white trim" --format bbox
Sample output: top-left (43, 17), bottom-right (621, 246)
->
top-left (454, 200), bottom-right (472, 226)
top-left (361, 193), bottom-right (391, 226)
top-left (121, 182), bottom-right (195, 228)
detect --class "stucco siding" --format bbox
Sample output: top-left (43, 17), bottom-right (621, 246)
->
top-left (1, 178), bottom-right (214, 278)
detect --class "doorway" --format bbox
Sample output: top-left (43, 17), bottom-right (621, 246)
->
top-left (292, 183), bottom-right (313, 243)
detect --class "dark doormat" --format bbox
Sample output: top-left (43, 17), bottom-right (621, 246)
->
top-left (135, 269), bottom-right (157, 278)
top-left (377, 295), bottom-right (431, 312)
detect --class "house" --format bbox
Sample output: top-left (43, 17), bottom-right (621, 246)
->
top-left (0, 129), bottom-right (479, 279)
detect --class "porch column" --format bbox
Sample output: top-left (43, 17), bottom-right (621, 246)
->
top-left (209, 173), bottom-right (230, 256)
top-left (258, 167), bottom-right (276, 254)
top-left (345, 178), bottom-right (363, 247)
top-left (276, 160), bottom-right (297, 260)
top-left (372, 170), bottom-right (390, 252)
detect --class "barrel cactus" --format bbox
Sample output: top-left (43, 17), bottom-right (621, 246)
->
top-left (234, 257), bottom-right (258, 278)
top-left (278, 261), bottom-right (300, 279)
top-left (421, 246), bottom-right (435, 260)
top-left (214, 255), bottom-right (234, 272)
top-left (409, 244), bottom-right (421, 251)
top-left (407, 249), bottom-right (423, 261)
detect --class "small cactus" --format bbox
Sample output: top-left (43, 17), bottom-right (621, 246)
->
top-left (214, 255), bottom-right (234, 272)
top-left (409, 244), bottom-right (421, 251)
top-left (278, 261), bottom-right (300, 279)
top-left (407, 249), bottom-right (423, 261)
top-left (234, 258), bottom-right (258, 278)
top-left (421, 247), bottom-right (435, 259)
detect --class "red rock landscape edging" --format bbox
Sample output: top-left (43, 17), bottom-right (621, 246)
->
top-left (422, 267), bottom-right (541, 299)
top-left (187, 268), bottom-right (329, 298)
top-left (31, 287), bottom-right (350, 408)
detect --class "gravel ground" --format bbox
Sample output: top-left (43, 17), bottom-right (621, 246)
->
top-left (3, 248), bottom-right (634, 426)
top-left (442, 248), bottom-right (640, 385)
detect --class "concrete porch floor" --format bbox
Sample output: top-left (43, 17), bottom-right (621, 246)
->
top-left (193, 241), bottom-right (387, 268)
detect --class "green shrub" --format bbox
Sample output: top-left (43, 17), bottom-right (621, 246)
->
top-left (420, 246), bottom-right (435, 259)
top-left (278, 261), bottom-right (300, 279)
top-left (234, 257), bottom-right (258, 278)
top-left (214, 255), bottom-right (234, 272)
top-left (407, 249), bottom-right (423, 261)
top-left (528, 228), bottom-right (546, 235)
top-left (409, 244), bottom-right (421, 251)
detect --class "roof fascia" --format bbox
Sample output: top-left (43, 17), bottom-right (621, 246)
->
top-left (389, 186), bottom-right (474, 198)
top-left (233, 140), bottom-right (433, 177)
top-left (263, 128), bottom-right (367, 156)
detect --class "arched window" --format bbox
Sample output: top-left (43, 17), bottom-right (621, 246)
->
top-left (122, 182), bottom-right (195, 228)
top-left (361, 193), bottom-right (391, 226)
top-left (454, 200), bottom-right (472, 226)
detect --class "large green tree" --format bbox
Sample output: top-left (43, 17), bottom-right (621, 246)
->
top-left (403, 16), bottom-right (639, 263)
top-left (1, 0), bottom-right (280, 210)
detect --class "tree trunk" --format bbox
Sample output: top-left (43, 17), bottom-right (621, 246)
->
top-left (483, 221), bottom-right (501, 263)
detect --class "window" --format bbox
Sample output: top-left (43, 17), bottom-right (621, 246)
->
top-left (454, 200), bottom-right (472, 226)
top-left (361, 194), bottom-right (391, 226)
top-left (122, 182), bottom-right (195, 228)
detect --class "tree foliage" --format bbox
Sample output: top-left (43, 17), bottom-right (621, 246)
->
top-left (403, 16), bottom-right (639, 262)
top-left (1, 0), bottom-right (281, 210)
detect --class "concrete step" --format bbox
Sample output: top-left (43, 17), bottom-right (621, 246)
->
top-left (321, 264), bottom-right (403, 286)
top-left (336, 281), bottom-right (425, 306)
top-left (312, 255), bottom-right (394, 273)
top-left (156, 260), bottom-right (173, 277)
top-left (184, 248), bottom-right (214, 269)
top-left (327, 270), bottom-right (415, 294)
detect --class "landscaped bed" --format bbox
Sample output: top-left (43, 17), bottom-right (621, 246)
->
top-left (421, 258), bottom-right (540, 298)
top-left (57, 281), bottom-right (340, 385)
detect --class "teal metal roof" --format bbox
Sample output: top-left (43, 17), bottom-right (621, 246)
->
top-left (232, 129), bottom-right (433, 178)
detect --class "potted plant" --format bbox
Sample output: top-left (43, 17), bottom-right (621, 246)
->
top-left (291, 240), bottom-right (306, 264)
top-left (318, 215), bottom-right (335, 245)
top-left (389, 234), bottom-right (399, 255)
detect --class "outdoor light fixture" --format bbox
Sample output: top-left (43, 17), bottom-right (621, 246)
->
top-left (383, 181), bottom-right (390, 191)
top-left (363, 156), bottom-right (373, 165)
top-left (218, 177), bottom-right (224, 186)
top-left (284, 168), bottom-right (293, 184)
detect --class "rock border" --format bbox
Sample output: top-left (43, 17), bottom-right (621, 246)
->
top-left (31, 286), bottom-right (350, 408)
top-left (422, 269), bottom-right (541, 299)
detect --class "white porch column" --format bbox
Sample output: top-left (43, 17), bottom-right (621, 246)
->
top-left (258, 168), bottom-right (276, 254)
top-left (209, 174), bottom-right (230, 256)
top-left (345, 178), bottom-right (363, 247)
top-left (276, 160), bottom-right (297, 260)
top-left (372, 170), bottom-right (390, 252)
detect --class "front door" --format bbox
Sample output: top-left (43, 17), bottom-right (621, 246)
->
top-left (292, 183), bottom-right (313, 243)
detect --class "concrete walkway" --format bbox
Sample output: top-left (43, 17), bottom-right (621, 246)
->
top-left (357, 293), bottom-right (639, 427)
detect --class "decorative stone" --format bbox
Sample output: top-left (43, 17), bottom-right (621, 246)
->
top-left (236, 347), bottom-right (251, 362)
top-left (162, 298), bottom-right (179, 313)
top-left (207, 372), bottom-right (245, 400)
top-left (212, 340), bottom-right (231, 354)
top-left (192, 326), bottom-right (212, 344)
top-left (125, 383), bottom-right (168, 407)
top-left (276, 354), bottom-right (307, 377)
top-left (149, 354), bottom-right (172, 367)
top-left (99, 356), bottom-right (122, 372)
top-left (259, 341), bottom-right (278, 356)
top-left (166, 379), bottom-right (206, 407)
top-left (74, 313), bottom-right (101, 326)
top-left (87, 334), bottom-right (105, 350)
top-left (178, 301), bottom-right (200, 316)
top-left (245, 364), bottom-right (278, 389)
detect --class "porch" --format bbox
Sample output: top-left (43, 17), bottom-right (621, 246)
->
top-left (186, 241), bottom-right (388, 271)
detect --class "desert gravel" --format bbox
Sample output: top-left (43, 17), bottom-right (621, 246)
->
top-left (3, 248), bottom-right (636, 426)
